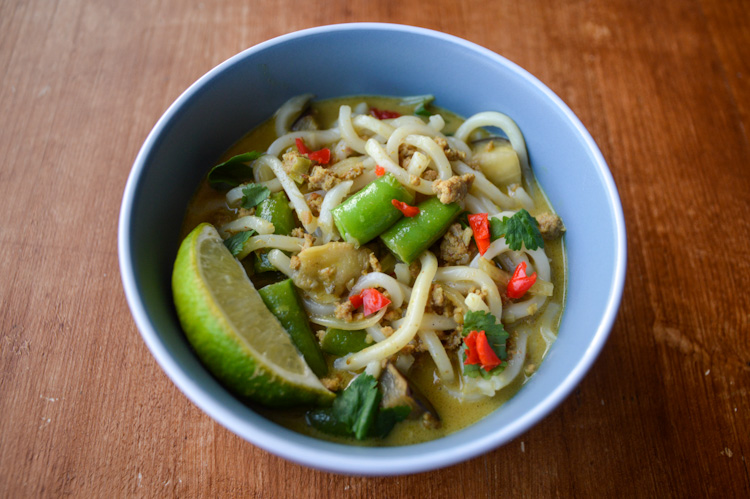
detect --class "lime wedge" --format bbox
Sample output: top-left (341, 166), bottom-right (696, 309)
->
top-left (172, 223), bottom-right (334, 407)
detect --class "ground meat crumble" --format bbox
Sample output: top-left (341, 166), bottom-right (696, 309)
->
top-left (432, 173), bottom-right (475, 204)
top-left (439, 223), bottom-right (475, 266)
top-left (536, 211), bottom-right (566, 240)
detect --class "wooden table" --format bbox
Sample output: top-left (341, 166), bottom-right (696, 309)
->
top-left (2, 0), bottom-right (748, 496)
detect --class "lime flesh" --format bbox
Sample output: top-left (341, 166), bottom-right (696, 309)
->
top-left (172, 223), bottom-right (334, 407)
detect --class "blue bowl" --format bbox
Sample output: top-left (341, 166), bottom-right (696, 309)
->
top-left (119, 23), bottom-right (626, 475)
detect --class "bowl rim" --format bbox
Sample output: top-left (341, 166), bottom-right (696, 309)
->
top-left (118, 22), bottom-right (627, 475)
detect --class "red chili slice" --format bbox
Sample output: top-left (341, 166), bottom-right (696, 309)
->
top-left (361, 288), bottom-right (391, 316)
top-left (348, 293), bottom-right (364, 309)
top-left (506, 262), bottom-right (537, 299)
top-left (475, 331), bottom-right (502, 371)
top-left (370, 108), bottom-right (401, 120)
top-left (463, 331), bottom-right (481, 365)
top-left (307, 148), bottom-right (331, 165)
top-left (295, 138), bottom-right (330, 164)
top-left (391, 199), bottom-right (420, 217)
top-left (468, 213), bottom-right (491, 255)
top-left (295, 137), bottom-right (311, 155)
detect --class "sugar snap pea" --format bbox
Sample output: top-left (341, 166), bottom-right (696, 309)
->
top-left (321, 328), bottom-right (371, 356)
top-left (380, 197), bottom-right (461, 263)
top-left (332, 173), bottom-right (414, 247)
top-left (254, 191), bottom-right (295, 273)
top-left (258, 279), bottom-right (328, 377)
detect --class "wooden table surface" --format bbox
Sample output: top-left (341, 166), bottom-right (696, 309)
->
top-left (2, 0), bottom-right (748, 496)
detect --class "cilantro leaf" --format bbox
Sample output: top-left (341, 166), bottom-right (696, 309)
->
top-left (489, 209), bottom-right (544, 251)
top-left (371, 405), bottom-right (411, 438)
top-left (463, 310), bottom-right (510, 360)
top-left (305, 374), bottom-right (410, 440)
top-left (207, 151), bottom-right (262, 189)
top-left (240, 184), bottom-right (270, 209)
top-left (334, 374), bottom-right (378, 432)
top-left (461, 310), bottom-right (509, 378)
top-left (223, 230), bottom-right (255, 257)
top-left (462, 357), bottom-right (506, 379)
top-left (414, 103), bottom-right (432, 117)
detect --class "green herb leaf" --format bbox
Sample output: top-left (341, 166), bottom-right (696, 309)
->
top-left (461, 310), bottom-right (509, 378)
top-left (207, 151), bottom-right (262, 189)
top-left (371, 405), bottom-right (411, 438)
top-left (456, 211), bottom-right (470, 229)
top-left (305, 374), bottom-right (409, 440)
top-left (462, 356), bottom-right (506, 379)
top-left (489, 209), bottom-right (544, 251)
top-left (223, 230), bottom-right (255, 257)
top-left (334, 374), bottom-right (378, 429)
top-left (414, 103), bottom-right (431, 117)
top-left (241, 184), bottom-right (271, 209)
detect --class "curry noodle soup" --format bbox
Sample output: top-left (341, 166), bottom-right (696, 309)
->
top-left (176, 95), bottom-right (567, 446)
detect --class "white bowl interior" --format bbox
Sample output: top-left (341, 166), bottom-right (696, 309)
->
top-left (119, 23), bottom-right (626, 475)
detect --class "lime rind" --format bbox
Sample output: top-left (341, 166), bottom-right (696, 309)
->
top-left (172, 223), bottom-right (334, 407)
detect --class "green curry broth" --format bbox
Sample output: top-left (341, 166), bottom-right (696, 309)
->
top-left (181, 95), bottom-right (567, 446)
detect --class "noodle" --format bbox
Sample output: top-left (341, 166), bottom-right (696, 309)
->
top-left (267, 129), bottom-right (341, 157)
top-left (403, 135), bottom-right (452, 180)
top-left (235, 235), bottom-right (306, 260)
top-left (318, 180), bottom-right (353, 243)
top-left (364, 139), bottom-right (435, 194)
top-left (350, 272), bottom-right (406, 308)
top-left (453, 111), bottom-right (533, 194)
top-left (352, 114), bottom-right (396, 140)
top-left (218, 216), bottom-right (275, 238)
top-left (418, 329), bottom-right (455, 382)
top-left (310, 307), bottom-right (388, 331)
top-left (256, 155), bottom-right (318, 233)
top-left (338, 105), bottom-right (368, 154)
top-left (452, 160), bottom-right (516, 210)
top-left (434, 266), bottom-right (503, 320)
top-left (335, 251), bottom-right (438, 371)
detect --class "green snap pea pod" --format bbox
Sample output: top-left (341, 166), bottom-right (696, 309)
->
top-left (331, 173), bottom-right (415, 247)
top-left (258, 279), bottom-right (328, 377)
top-left (380, 197), bottom-right (461, 264)
top-left (254, 191), bottom-right (296, 273)
top-left (321, 328), bottom-right (371, 356)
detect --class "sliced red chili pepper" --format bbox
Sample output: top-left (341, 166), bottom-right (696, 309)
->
top-left (295, 137), bottom-right (311, 155)
top-left (506, 262), bottom-right (537, 299)
top-left (375, 165), bottom-right (385, 177)
top-left (391, 199), bottom-right (420, 217)
top-left (463, 331), bottom-right (481, 365)
top-left (468, 213), bottom-right (491, 255)
top-left (475, 237), bottom-right (491, 255)
top-left (370, 108), bottom-right (401, 120)
top-left (361, 288), bottom-right (391, 316)
top-left (308, 148), bottom-right (331, 165)
top-left (296, 137), bottom-right (331, 165)
top-left (348, 293), bottom-right (364, 309)
top-left (475, 331), bottom-right (502, 371)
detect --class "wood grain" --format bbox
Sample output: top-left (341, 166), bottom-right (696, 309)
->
top-left (1, 0), bottom-right (748, 496)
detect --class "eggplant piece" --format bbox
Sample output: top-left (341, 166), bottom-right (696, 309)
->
top-left (291, 113), bottom-right (319, 132)
top-left (470, 135), bottom-right (511, 147)
top-left (379, 363), bottom-right (441, 429)
top-left (471, 137), bottom-right (522, 187)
